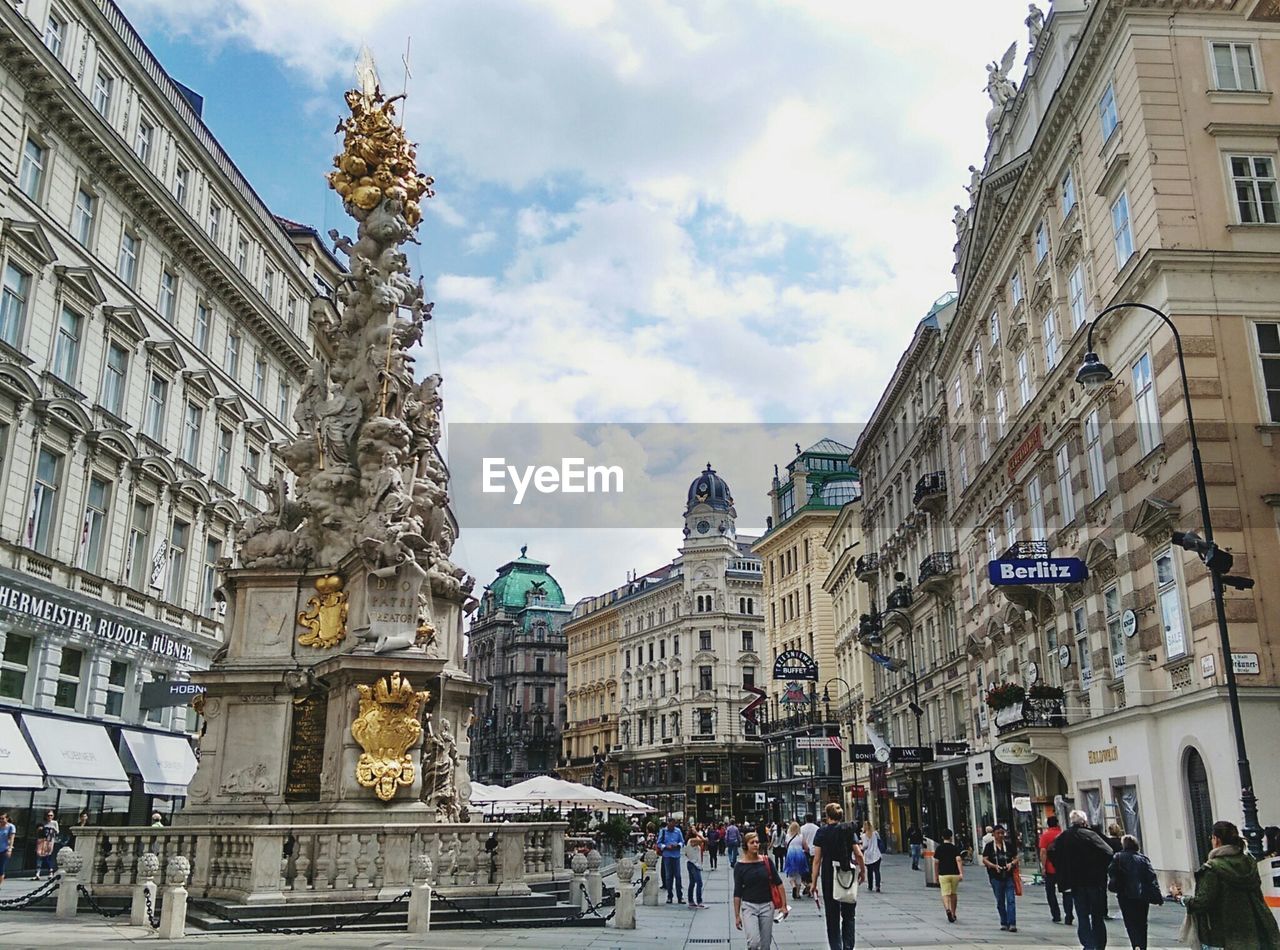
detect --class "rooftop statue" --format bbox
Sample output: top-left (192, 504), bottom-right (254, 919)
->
top-left (985, 42), bottom-right (1018, 133)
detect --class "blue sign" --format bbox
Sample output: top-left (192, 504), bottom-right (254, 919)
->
top-left (988, 558), bottom-right (1088, 585)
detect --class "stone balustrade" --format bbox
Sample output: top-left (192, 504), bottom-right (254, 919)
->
top-left (76, 822), bottom-right (566, 903)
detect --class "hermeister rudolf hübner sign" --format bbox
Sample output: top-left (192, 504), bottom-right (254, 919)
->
top-left (0, 578), bottom-right (195, 662)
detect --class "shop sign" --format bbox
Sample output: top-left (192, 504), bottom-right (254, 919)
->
top-left (773, 648), bottom-right (818, 681)
top-left (1087, 745), bottom-right (1119, 766)
top-left (850, 743), bottom-right (877, 763)
top-left (1007, 424), bottom-right (1043, 478)
top-left (140, 680), bottom-right (206, 709)
top-left (794, 765), bottom-right (813, 776)
top-left (795, 736), bottom-right (845, 751)
top-left (889, 745), bottom-right (935, 764)
top-left (754, 792), bottom-right (766, 806)
top-left (696, 784), bottom-right (719, 794)
top-left (935, 741), bottom-right (970, 757)
top-left (0, 573), bottom-right (195, 663)
top-left (989, 558), bottom-right (1088, 585)
top-left (1121, 609), bottom-right (1138, 638)
top-left (780, 680), bottom-right (810, 708)
top-left (993, 741), bottom-right (1037, 766)
top-left (1232, 653), bottom-right (1260, 675)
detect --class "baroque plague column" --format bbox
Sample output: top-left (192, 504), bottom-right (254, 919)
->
top-left (180, 56), bottom-right (485, 825)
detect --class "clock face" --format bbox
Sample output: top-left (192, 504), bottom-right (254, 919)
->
top-left (696, 520), bottom-right (710, 534)
top-left (874, 746), bottom-right (891, 764)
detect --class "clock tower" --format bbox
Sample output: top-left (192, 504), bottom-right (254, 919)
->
top-left (682, 462), bottom-right (737, 543)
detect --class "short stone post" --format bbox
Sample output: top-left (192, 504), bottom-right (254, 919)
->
top-left (407, 853), bottom-right (433, 934)
top-left (157, 855), bottom-right (190, 940)
top-left (612, 856), bottom-right (637, 930)
top-left (570, 851), bottom-right (588, 912)
top-left (586, 849), bottom-right (603, 911)
top-left (131, 852), bottom-right (160, 927)
top-left (642, 849), bottom-right (660, 906)
top-left (54, 847), bottom-right (83, 919)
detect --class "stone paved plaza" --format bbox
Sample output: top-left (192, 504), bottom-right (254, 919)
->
top-left (0, 855), bottom-right (1192, 948)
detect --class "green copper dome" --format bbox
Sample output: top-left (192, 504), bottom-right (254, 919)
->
top-left (485, 546), bottom-right (567, 609)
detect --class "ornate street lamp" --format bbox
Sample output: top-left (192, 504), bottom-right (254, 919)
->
top-left (1075, 301), bottom-right (1262, 857)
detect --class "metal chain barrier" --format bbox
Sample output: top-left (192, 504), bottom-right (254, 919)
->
top-left (185, 889), bottom-right (410, 936)
top-left (429, 882), bottom-right (616, 928)
top-left (76, 883), bottom-right (129, 918)
top-left (142, 887), bottom-right (162, 928)
top-left (0, 876), bottom-right (61, 909)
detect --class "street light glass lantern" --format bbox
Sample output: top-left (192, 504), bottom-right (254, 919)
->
top-left (1075, 350), bottom-right (1114, 389)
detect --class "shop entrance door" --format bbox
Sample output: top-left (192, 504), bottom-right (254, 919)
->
top-left (1185, 749), bottom-right (1213, 865)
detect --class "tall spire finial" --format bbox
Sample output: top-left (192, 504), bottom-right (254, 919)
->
top-left (520, 545), bottom-right (528, 558)
top-left (354, 43), bottom-right (380, 101)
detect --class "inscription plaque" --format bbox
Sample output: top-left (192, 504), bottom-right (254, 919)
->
top-left (285, 693), bottom-right (328, 801)
top-left (366, 559), bottom-right (427, 653)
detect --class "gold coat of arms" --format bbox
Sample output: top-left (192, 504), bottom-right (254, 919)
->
top-left (297, 575), bottom-right (349, 649)
top-left (351, 671), bottom-right (430, 801)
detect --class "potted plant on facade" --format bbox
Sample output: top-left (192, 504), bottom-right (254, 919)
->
top-left (984, 682), bottom-right (1026, 710)
top-left (1028, 683), bottom-right (1064, 701)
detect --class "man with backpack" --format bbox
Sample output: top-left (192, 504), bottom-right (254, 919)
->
top-left (725, 819), bottom-right (742, 867)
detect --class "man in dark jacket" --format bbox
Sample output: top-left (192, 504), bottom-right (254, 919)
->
top-left (1048, 810), bottom-right (1114, 950)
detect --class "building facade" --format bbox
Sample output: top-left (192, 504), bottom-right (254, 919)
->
top-left (467, 550), bottom-right (571, 786)
top-left (561, 590), bottom-right (620, 790)
top-left (611, 465), bottom-right (767, 822)
top-left (754, 440), bottom-right (859, 822)
top-left (940, 0), bottom-right (1280, 877)
top-left (852, 293), bottom-right (970, 852)
top-left (0, 0), bottom-right (322, 872)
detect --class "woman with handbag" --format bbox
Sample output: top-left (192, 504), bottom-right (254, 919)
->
top-left (33, 810), bottom-right (58, 880)
top-left (810, 803), bottom-right (865, 950)
top-left (733, 831), bottom-right (786, 949)
top-left (1107, 834), bottom-right (1161, 949)
top-left (782, 821), bottom-right (809, 899)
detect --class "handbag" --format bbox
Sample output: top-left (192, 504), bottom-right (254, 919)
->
top-left (764, 857), bottom-right (786, 910)
top-left (35, 838), bottom-right (53, 858)
top-left (1012, 869), bottom-right (1024, 896)
top-left (833, 864), bottom-right (859, 904)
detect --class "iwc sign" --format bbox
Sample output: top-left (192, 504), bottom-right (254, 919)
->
top-left (772, 648), bottom-right (818, 681)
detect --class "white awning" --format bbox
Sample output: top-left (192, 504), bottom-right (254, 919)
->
top-left (0, 712), bottom-right (44, 789)
top-left (21, 714), bottom-right (130, 792)
top-left (120, 729), bottom-right (198, 796)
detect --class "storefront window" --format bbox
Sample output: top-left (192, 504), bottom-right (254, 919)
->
top-left (104, 660), bottom-right (130, 717)
top-left (1, 634), bottom-right (34, 700)
top-left (1113, 783), bottom-right (1142, 839)
top-left (54, 648), bottom-right (85, 709)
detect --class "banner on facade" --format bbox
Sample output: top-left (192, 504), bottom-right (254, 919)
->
top-left (794, 736), bottom-right (845, 751)
top-left (988, 557), bottom-right (1087, 585)
top-left (772, 648), bottom-right (818, 680)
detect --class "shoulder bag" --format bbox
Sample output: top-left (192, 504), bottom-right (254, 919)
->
top-left (833, 863), bottom-right (859, 903)
top-left (764, 857), bottom-right (786, 910)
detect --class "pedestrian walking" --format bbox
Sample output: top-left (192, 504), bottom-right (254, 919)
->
top-left (657, 815), bottom-right (685, 904)
top-left (982, 823), bottom-right (1019, 932)
top-left (800, 813), bottom-right (821, 893)
top-left (782, 821), bottom-right (809, 899)
top-left (1170, 819), bottom-right (1280, 950)
top-left (981, 825), bottom-right (995, 852)
top-left (706, 823), bottom-right (721, 870)
top-left (684, 825), bottom-right (707, 908)
top-left (810, 803), bottom-right (864, 950)
top-left (860, 821), bottom-right (883, 892)
top-left (1048, 809), bottom-right (1114, 950)
top-left (907, 822), bottom-right (924, 870)
top-left (33, 810), bottom-right (59, 880)
top-left (0, 811), bottom-right (15, 890)
top-left (934, 828), bottom-right (963, 923)
top-left (1039, 815), bottom-right (1075, 925)
top-left (725, 819), bottom-right (741, 867)
top-left (1108, 834), bottom-right (1162, 950)
top-left (733, 831), bottom-right (785, 950)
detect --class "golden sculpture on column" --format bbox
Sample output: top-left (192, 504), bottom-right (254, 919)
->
top-left (352, 671), bottom-right (430, 801)
top-left (297, 574), bottom-right (350, 648)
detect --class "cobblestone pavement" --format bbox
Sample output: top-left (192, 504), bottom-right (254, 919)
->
top-left (0, 854), bottom-right (1191, 948)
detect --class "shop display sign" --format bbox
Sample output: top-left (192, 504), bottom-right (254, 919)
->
top-left (988, 557), bottom-right (1088, 585)
top-left (1121, 609), bottom-right (1138, 638)
top-left (140, 680), bottom-right (206, 709)
top-left (889, 745), bottom-right (935, 764)
top-left (934, 740), bottom-right (970, 757)
top-left (772, 648), bottom-right (818, 681)
top-left (0, 573), bottom-right (195, 662)
top-left (850, 743), bottom-right (877, 763)
top-left (994, 740), bottom-right (1037, 765)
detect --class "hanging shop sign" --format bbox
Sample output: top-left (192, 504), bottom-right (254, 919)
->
top-left (993, 740), bottom-right (1038, 766)
top-left (889, 745), bottom-right (935, 764)
top-left (851, 744), bottom-right (877, 763)
top-left (140, 680), bottom-right (207, 709)
top-left (780, 680), bottom-right (811, 708)
top-left (988, 558), bottom-right (1088, 585)
top-left (1121, 609), bottom-right (1138, 638)
top-left (773, 649), bottom-right (818, 681)
top-left (935, 741), bottom-right (970, 757)
top-left (0, 571), bottom-right (195, 663)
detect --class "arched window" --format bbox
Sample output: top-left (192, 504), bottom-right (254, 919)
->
top-left (1185, 747), bottom-right (1214, 865)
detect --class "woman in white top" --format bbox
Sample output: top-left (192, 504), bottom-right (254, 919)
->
top-left (861, 821), bottom-right (883, 892)
top-left (683, 826), bottom-right (707, 908)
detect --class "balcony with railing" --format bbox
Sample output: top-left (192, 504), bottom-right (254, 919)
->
top-left (917, 551), bottom-right (957, 592)
top-left (854, 553), bottom-right (879, 581)
top-left (912, 471), bottom-right (947, 512)
top-left (995, 697), bottom-right (1068, 735)
top-left (886, 585), bottom-right (912, 611)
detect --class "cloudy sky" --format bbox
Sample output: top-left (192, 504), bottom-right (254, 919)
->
top-left (124, 0), bottom-right (1034, 602)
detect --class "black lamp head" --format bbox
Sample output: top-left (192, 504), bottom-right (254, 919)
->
top-left (1076, 351), bottom-right (1114, 389)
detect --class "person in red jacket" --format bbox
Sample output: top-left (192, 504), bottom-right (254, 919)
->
top-left (1038, 815), bottom-right (1073, 925)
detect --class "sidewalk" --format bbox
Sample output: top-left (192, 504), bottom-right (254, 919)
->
top-left (0, 854), bottom-right (1191, 948)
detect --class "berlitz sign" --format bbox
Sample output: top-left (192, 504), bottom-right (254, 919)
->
top-left (988, 558), bottom-right (1088, 585)
top-left (0, 574), bottom-right (195, 663)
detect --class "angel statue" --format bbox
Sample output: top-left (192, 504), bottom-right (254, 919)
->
top-left (985, 42), bottom-right (1018, 133)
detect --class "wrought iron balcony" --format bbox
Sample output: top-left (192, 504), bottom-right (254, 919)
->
top-left (854, 553), bottom-right (879, 580)
top-left (912, 471), bottom-right (947, 510)
top-left (886, 585), bottom-right (912, 611)
top-left (995, 697), bottom-right (1067, 735)
top-left (918, 551), bottom-right (957, 590)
